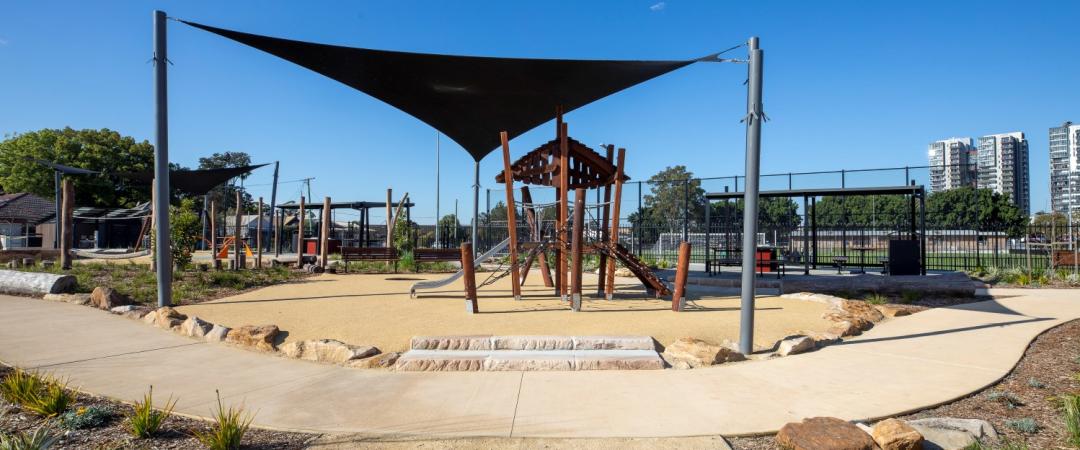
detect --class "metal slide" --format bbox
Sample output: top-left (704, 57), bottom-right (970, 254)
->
top-left (409, 237), bottom-right (512, 298)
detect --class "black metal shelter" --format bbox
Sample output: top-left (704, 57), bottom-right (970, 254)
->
top-left (275, 200), bottom-right (415, 252)
top-left (705, 185), bottom-right (927, 275)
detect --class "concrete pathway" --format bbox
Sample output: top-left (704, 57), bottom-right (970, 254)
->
top-left (0, 289), bottom-right (1074, 438)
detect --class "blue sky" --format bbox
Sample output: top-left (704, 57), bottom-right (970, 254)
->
top-left (1, 1), bottom-right (1077, 223)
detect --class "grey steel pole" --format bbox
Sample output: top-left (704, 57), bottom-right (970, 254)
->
top-left (201, 194), bottom-right (209, 250)
top-left (435, 132), bottom-right (441, 247)
top-left (269, 161), bottom-right (279, 252)
top-left (53, 171), bottom-right (61, 248)
top-left (472, 160), bottom-right (480, 249)
top-left (738, 36), bottom-right (764, 356)
top-left (152, 10), bottom-right (172, 307)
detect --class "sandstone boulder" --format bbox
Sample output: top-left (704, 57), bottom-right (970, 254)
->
top-left (110, 305), bottom-right (152, 319)
top-left (776, 417), bottom-right (875, 450)
top-left (43, 293), bottom-right (92, 305)
top-left (280, 339), bottom-right (379, 364)
top-left (841, 300), bottom-right (885, 323)
top-left (875, 304), bottom-right (922, 318)
top-left (90, 286), bottom-right (131, 310)
top-left (145, 307), bottom-right (187, 330)
top-left (906, 417), bottom-right (997, 450)
top-left (776, 335), bottom-right (816, 356)
top-left (180, 316), bottom-right (214, 338)
top-left (662, 337), bottom-right (745, 369)
top-left (350, 352), bottom-right (401, 369)
top-left (872, 418), bottom-right (923, 450)
top-left (614, 267), bottom-right (634, 278)
top-left (226, 325), bottom-right (280, 351)
top-left (205, 324), bottom-right (231, 343)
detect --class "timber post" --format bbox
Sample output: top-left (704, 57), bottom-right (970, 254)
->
top-left (605, 148), bottom-right (626, 299)
top-left (256, 197), bottom-right (263, 269)
top-left (499, 132), bottom-right (522, 300)
top-left (673, 241), bottom-right (691, 311)
top-left (210, 201), bottom-right (219, 269)
top-left (570, 187), bottom-right (586, 311)
top-left (320, 196), bottom-right (331, 269)
top-left (558, 121), bottom-right (570, 300)
top-left (297, 196), bottom-right (306, 267)
top-left (597, 145), bottom-right (613, 297)
top-left (59, 179), bottom-right (74, 270)
top-left (461, 242), bottom-right (478, 314)
top-left (234, 190), bottom-right (242, 270)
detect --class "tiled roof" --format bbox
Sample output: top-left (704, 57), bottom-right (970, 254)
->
top-left (0, 193), bottom-right (56, 224)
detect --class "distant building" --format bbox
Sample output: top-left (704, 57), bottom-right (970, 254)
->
top-left (977, 132), bottom-right (1030, 214)
top-left (1050, 122), bottom-right (1080, 214)
top-left (0, 193), bottom-right (55, 249)
top-left (928, 137), bottom-right (976, 193)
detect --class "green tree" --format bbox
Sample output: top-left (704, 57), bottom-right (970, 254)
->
top-left (1031, 211), bottom-right (1079, 228)
top-left (437, 213), bottom-right (461, 245)
top-left (810, 195), bottom-right (911, 227)
top-left (169, 198), bottom-right (202, 268)
top-left (925, 187), bottom-right (1026, 235)
top-left (198, 151), bottom-right (255, 214)
top-left (642, 166), bottom-right (706, 231)
top-left (0, 128), bottom-right (153, 207)
top-left (392, 217), bottom-right (415, 252)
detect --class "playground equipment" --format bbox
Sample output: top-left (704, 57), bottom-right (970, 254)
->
top-left (215, 236), bottom-right (254, 260)
top-left (410, 237), bottom-right (512, 298)
top-left (454, 116), bottom-right (686, 313)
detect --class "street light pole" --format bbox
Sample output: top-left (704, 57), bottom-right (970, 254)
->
top-left (738, 37), bottom-right (764, 356)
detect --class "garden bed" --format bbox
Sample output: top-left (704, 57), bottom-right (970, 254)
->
top-left (727, 318), bottom-right (1080, 449)
top-left (0, 365), bottom-right (314, 449)
top-left (16, 262), bottom-right (311, 306)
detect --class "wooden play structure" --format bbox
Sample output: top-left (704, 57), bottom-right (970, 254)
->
top-left (455, 116), bottom-right (691, 313)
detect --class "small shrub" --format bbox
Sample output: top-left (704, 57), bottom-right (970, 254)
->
top-left (0, 425), bottom-right (60, 450)
top-left (863, 292), bottom-right (888, 305)
top-left (194, 391), bottom-right (254, 450)
top-left (0, 370), bottom-right (73, 417)
top-left (987, 390), bottom-right (1024, 409)
top-left (58, 405), bottom-right (113, 430)
top-left (1061, 393), bottom-right (1080, 447)
top-left (1005, 417), bottom-right (1038, 434)
top-left (1026, 377), bottom-right (1046, 389)
top-left (128, 386), bottom-right (176, 438)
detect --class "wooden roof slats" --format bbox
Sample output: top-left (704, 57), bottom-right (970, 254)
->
top-left (495, 136), bottom-right (630, 188)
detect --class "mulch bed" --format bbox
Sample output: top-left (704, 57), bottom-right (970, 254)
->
top-left (0, 366), bottom-right (317, 449)
top-left (728, 318), bottom-right (1080, 449)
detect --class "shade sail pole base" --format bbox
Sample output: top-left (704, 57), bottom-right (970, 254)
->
top-left (152, 9), bottom-right (173, 307)
top-left (738, 37), bottom-right (763, 356)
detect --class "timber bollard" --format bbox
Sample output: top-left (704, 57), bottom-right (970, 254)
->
top-left (672, 241), bottom-right (691, 312)
top-left (461, 242), bottom-right (478, 314)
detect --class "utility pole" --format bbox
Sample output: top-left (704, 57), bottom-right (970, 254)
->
top-left (738, 36), bottom-right (764, 356)
top-left (269, 161), bottom-right (279, 252)
top-left (152, 10), bottom-right (172, 307)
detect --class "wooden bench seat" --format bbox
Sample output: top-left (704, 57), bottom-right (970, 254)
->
top-left (341, 247), bottom-right (399, 273)
top-left (413, 248), bottom-right (461, 264)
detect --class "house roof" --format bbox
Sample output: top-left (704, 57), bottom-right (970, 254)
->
top-left (0, 193), bottom-right (56, 224)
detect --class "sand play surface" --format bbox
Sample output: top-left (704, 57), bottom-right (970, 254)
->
top-left (176, 270), bottom-right (834, 353)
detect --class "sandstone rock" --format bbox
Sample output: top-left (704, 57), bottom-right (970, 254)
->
top-left (180, 316), bottom-right (214, 338)
top-left (827, 321), bottom-right (864, 337)
top-left (906, 418), bottom-right (997, 450)
top-left (493, 335), bottom-right (574, 351)
top-left (410, 335), bottom-right (493, 350)
top-left (662, 337), bottom-right (745, 369)
top-left (875, 304), bottom-right (921, 318)
top-left (205, 324), bottom-right (231, 343)
top-left (349, 352), bottom-right (401, 369)
top-left (776, 417), bottom-right (875, 450)
top-left (782, 292), bottom-right (846, 307)
top-left (90, 286), bottom-right (132, 310)
top-left (840, 300), bottom-right (885, 323)
top-left (776, 335), bottom-right (816, 356)
top-left (43, 293), bottom-right (92, 305)
top-left (148, 307), bottom-right (187, 330)
top-left (110, 305), bottom-right (152, 319)
top-left (280, 339), bottom-right (379, 364)
top-left (872, 418), bottom-right (923, 450)
top-left (395, 354), bottom-right (486, 371)
top-left (226, 325), bottom-right (280, 351)
top-left (614, 267), bottom-right (634, 278)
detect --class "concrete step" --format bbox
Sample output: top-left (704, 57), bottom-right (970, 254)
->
top-left (410, 335), bottom-right (656, 351)
top-left (395, 349), bottom-right (664, 372)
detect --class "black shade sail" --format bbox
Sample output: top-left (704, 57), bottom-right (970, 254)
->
top-left (180, 20), bottom-right (718, 161)
top-left (115, 164), bottom-right (269, 196)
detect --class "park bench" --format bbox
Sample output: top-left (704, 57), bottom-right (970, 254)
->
top-left (341, 247), bottom-right (399, 273)
top-left (413, 248), bottom-right (462, 264)
top-left (832, 256), bottom-right (848, 274)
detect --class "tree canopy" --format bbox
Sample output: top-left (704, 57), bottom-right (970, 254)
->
top-left (641, 166), bottom-right (706, 231)
top-left (0, 128), bottom-right (153, 207)
top-left (199, 151), bottom-right (256, 214)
